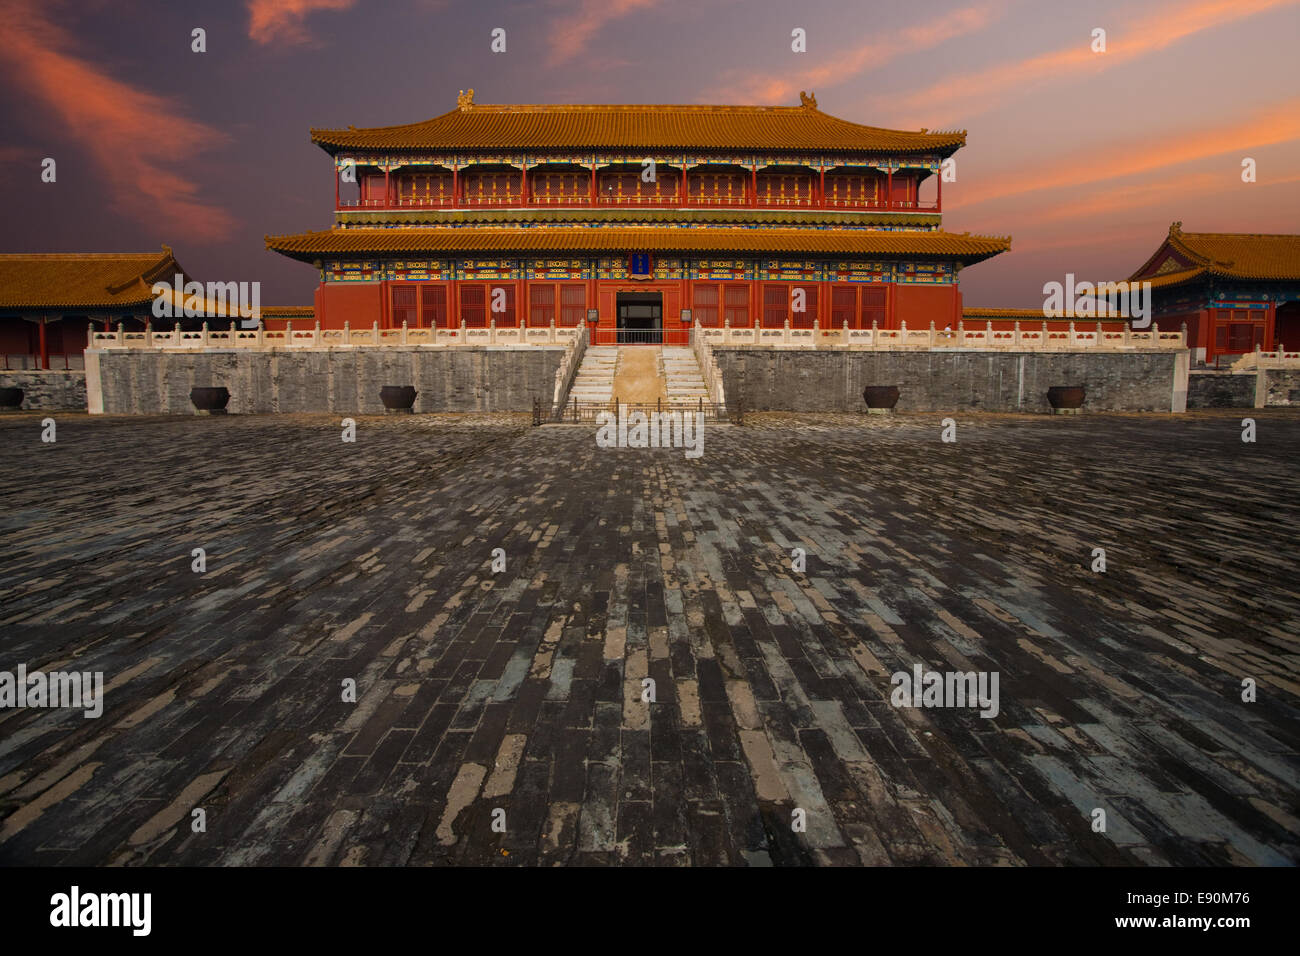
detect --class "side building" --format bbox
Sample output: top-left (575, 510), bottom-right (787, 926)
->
top-left (267, 91), bottom-right (1010, 341)
top-left (0, 247), bottom-right (189, 369)
top-left (1127, 223), bottom-right (1300, 366)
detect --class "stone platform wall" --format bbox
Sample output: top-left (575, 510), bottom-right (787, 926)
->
top-left (1263, 369), bottom-right (1300, 407)
top-left (1186, 369), bottom-right (1300, 408)
top-left (1187, 371), bottom-right (1259, 408)
top-left (713, 349), bottom-right (1189, 413)
top-left (87, 347), bottom-right (565, 415)
top-left (0, 370), bottom-right (88, 410)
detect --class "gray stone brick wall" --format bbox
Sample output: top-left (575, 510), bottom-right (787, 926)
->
top-left (1187, 371), bottom-right (1257, 408)
top-left (91, 348), bottom-right (564, 415)
top-left (1264, 369), bottom-right (1300, 407)
top-left (715, 349), bottom-right (1182, 413)
top-left (0, 370), bottom-right (87, 410)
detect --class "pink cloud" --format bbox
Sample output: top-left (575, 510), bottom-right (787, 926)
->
top-left (247, 0), bottom-right (356, 46)
top-left (0, 0), bottom-right (235, 241)
top-left (948, 96), bottom-right (1300, 211)
top-left (884, 0), bottom-right (1296, 125)
top-left (548, 0), bottom-right (660, 67)
top-left (717, 2), bottom-right (1006, 105)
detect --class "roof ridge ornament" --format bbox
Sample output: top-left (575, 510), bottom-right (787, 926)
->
top-left (458, 89), bottom-right (475, 110)
top-left (799, 90), bottom-right (817, 109)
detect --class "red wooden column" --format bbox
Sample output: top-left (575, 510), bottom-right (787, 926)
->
top-left (38, 318), bottom-right (49, 370)
top-left (886, 165), bottom-right (893, 211)
top-left (936, 169), bottom-right (942, 212)
top-left (335, 161), bottom-right (340, 210)
top-left (452, 165), bottom-right (459, 208)
top-left (750, 167), bottom-right (758, 207)
top-left (384, 165), bottom-right (390, 209)
top-left (819, 167), bottom-right (826, 209)
top-left (1265, 301), bottom-right (1277, 350)
top-left (680, 165), bottom-right (688, 207)
top-left (590, 164), bottom-right (597, 205)
top-left (520, 163), bottom-right (528, 206)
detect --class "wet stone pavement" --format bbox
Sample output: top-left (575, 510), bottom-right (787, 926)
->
top-left (0, 409), bottom-right (1297, 866)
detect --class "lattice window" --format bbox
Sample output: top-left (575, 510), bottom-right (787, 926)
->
top-left (560, 284), bottom-right (586, 326)
top-left (860, 286), bottom-right (886, 327)
top-left (827, 175), bottom-right (874, 206)
top-left (391, 284), bottom-right (417, 327)
top-left (363, 174), bottom-right (387, 202)
top-left (489, 285), bottom-right (517, 326)
top-left (724, 284), bottom-right (749, 327)
top-left (460, 284), bottom-right (486, 327)
top-left (791, 285), bottom-right (817, 328)
top-left (693, 283), bottom-right (720, 326)
top-left (1228, 323), bottom-right (1254, 352)
top-left (529, 284), bottom-right (555, 327)
top-left (831, 285), bottom-right (857, 327)
top-left (763, 284), bottom-right (788, 328)
top-left (466, 172), bottom-right (521, 202)
top-left (421, 284), bottom-right (447, 327)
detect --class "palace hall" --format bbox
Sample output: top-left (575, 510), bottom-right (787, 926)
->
top-left (266, 90), bottom-right (1012, 343)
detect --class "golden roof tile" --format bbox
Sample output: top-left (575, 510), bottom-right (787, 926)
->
top-left (0, 247), bottom-right (184, 311)
top-left (311, 97), bottom-right (967, 155)
top-left (1130, 222), bottom-right (1300, 283)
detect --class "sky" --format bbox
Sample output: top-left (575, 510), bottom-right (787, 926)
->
top-left (0, 0), bottom-right (1297, 308)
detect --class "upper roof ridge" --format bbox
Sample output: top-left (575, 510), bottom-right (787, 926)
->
top-left (309, 94), bottom-right (967, 154)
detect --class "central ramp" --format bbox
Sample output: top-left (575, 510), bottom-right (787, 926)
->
top-left (611, 347), bottom-right (667, 404)
top-left (560, 346), bottom-right (713, 413)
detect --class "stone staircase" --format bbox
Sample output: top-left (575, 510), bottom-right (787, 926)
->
top-left (568, 346), bottom-right (619, 403)
top-left (563, 346), bottom-right (713, 408)
top-left (661, 347), bottom-right (711, 406)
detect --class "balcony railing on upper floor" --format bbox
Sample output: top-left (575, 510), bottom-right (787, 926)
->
top-left (338, 190), bottom-right (940, 213)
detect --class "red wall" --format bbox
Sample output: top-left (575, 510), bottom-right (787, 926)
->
top-left (316, 283), bottom-right (383, 329)
top-left (894, 284), bottom-right (960, 329)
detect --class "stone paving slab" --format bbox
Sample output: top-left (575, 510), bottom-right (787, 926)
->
top-left (0, 409), bottom-right (1296, 866)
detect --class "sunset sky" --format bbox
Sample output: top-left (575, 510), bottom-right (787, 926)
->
top-left (0, 0), bottom-right (1296, 307)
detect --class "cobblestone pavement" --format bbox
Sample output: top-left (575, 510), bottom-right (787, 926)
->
top-left (0, 409), bottom-right (1297, 866)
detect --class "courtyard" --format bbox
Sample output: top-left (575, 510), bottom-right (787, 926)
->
top-left (0, 409), bottom-right (1296, 866)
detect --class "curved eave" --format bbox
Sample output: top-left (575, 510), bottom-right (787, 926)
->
top-left (309, 105), bottom-right (966, 156)
top-left (266, 227), bottom-right (1011, 266)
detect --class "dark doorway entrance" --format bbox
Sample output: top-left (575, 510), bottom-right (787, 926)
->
top-left (616, 292), bottom-right (663, 344)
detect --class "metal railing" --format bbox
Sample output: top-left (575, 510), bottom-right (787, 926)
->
top-left (593, 326), bottom-right (692, 346)
top-left (535, 396), bottom-right (741, 426)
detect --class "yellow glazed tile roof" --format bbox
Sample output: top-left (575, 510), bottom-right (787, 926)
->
top-left (0, 247), bottom-right (183, 310)
top-left (266, 227), bottom-right (1011, 264)
top-left (312, 95), bottom-right (967, 155)
top-left (1129, 222), bottom-right (1300, 285)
